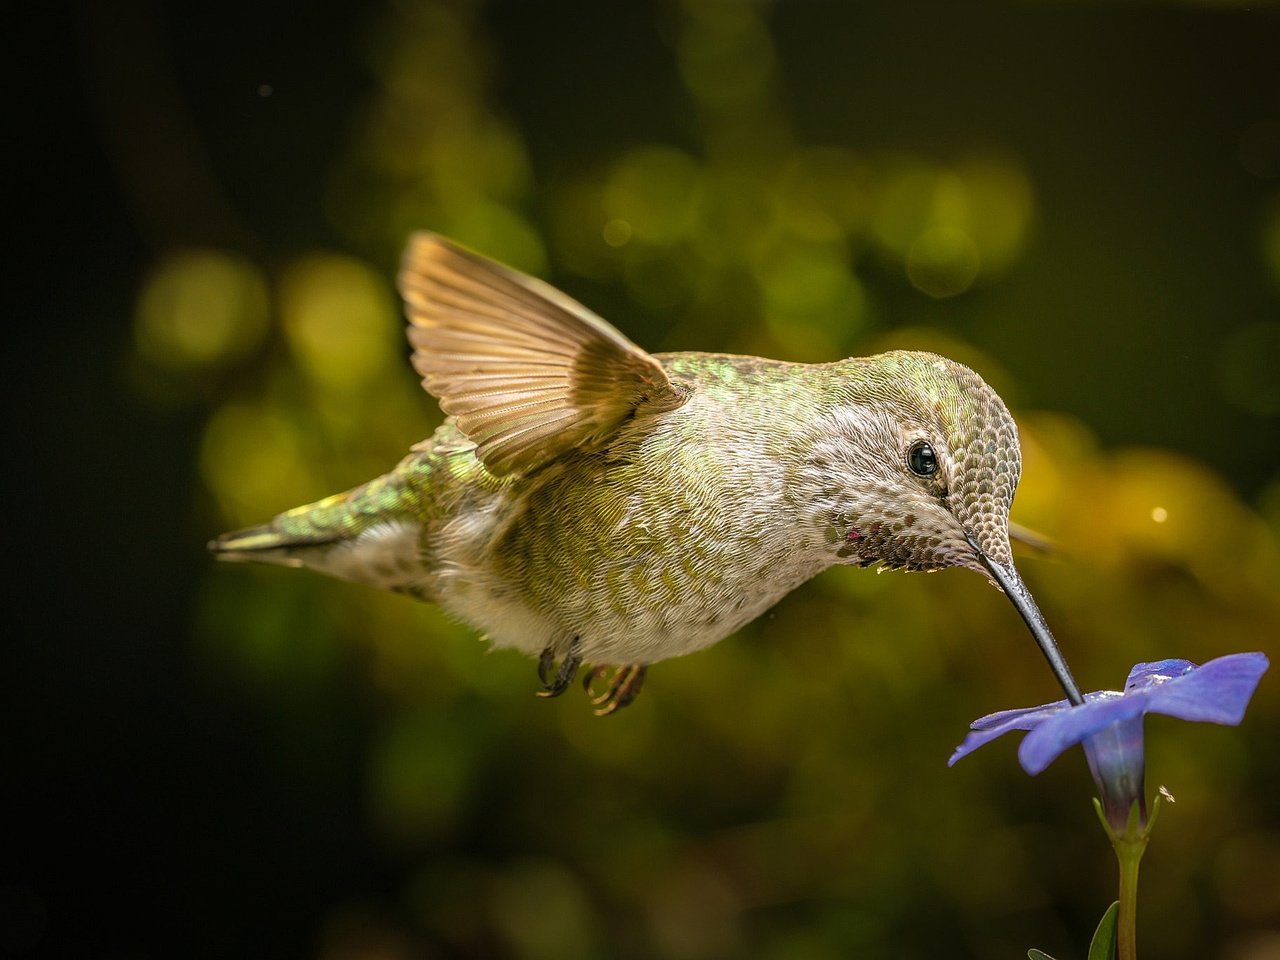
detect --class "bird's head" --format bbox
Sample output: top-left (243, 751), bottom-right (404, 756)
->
top-left (797, 350), bottom-right (1083, 702)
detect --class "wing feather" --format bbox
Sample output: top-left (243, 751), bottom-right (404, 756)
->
top-left (398, 233), bottom-right (689, 476)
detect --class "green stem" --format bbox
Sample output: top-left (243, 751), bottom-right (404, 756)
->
top-left (1095, 796), bottom-right (1160, 960)
top-left (1114, 838), bottom-right (1144, 960)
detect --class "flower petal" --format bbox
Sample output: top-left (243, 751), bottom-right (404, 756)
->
top-left (1017, 694), bottom-right (1148, 775)
top-left (1081, 715), bottom-right (1149, 832)
top-left (947, 704), bottom-right (1064, 766)
top-left (1142, 652), bottom-right (1269, 725)
top-left (1124, 659), bottom-right (1196, 692)
top-left (969, 701), bottom-right (1071, 732)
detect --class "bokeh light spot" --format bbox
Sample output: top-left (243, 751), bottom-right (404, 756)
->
top-left (200, 402), bottom-right (312, 522)
top-left (677, 3), bottom-right (775, 112)
top-left (906, 227), bottom-right (981, 299)
top-left (445, 203), bottom-right (546, 274)
top-left (759, 244), bottom-right (866, 359)
top-left (490, 861), bottom-right (598, 958)
top-left (603, 218), bottom-right (633, 248)
top-left (954, 154), bottom-right (1035, 276)
top-left (870, 154), bottom-right (1034, 292)
top-left (605, 147), bottom-right (702, 244)
top-left (776, 147), bottom-right (869, 240)
top-left (871, 159), bottom-right (941, 257)
top-left (279, 254), bottom-right (399, 392)
top-left (134, 250), bottom-right (269, 370)
top-left (1152, 506), bottom-right (1169, 523)
top-left (759, 246), bottom-right (853, 315)
top-left (432, 118), bottom-right (533, 210)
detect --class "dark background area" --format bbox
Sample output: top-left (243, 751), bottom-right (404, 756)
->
top-left (9, 2), bottom-right (1280, 958)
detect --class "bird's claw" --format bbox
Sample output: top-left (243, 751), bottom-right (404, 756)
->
top-left (536, 637), bottom-right (582, 698)
top-left (583, 663), bottom-right (647, 716)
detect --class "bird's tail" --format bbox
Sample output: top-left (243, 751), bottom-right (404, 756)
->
top-left (207, 429), bottom-right (477, 594)
top-left (207, 454), bottom-right (434, 599)
top-left (207, 491), bottom-right (356, 569)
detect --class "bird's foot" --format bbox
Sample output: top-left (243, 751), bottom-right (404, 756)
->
top-left (582, 663), bottom-right (647, 716)
top-left (536, 637), bottom-right (582, 698)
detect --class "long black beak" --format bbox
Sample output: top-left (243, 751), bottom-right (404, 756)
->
top-left (967, 534), bottom-right (1085, 706)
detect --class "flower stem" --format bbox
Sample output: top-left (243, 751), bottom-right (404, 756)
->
top-left (1096, 797), bottom-right (1159, 960)
top-left (1114, 837), bottom-right (1145, 960)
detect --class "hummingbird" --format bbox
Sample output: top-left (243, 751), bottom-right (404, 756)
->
top-left (210, 233), bottom-right (1083, 715)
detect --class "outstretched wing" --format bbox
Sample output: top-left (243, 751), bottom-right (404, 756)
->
top-left (398, 233), bottom-right (689, 476)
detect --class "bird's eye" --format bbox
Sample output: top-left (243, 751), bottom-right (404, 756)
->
top-left (907, 440), bottom-right (938, 477)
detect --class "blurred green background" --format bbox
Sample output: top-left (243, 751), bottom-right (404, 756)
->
top-left (11, 0), bottom-right (1280, 957)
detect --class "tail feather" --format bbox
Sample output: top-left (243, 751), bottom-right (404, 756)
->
top-left (208, 485), bottom-right (372, 567)
top-left (207, 523), bottom-right (337, 566)
top-left (207, 430), bottom-right (472, 588)
top-left (207, 462), bottom-right (428, 580)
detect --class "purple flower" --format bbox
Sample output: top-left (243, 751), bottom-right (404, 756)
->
top-left (949, 653), bottom-right (1269, 832)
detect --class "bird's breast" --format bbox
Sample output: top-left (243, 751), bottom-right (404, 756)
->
top-left (476, 429), bottom-right (828, 663)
